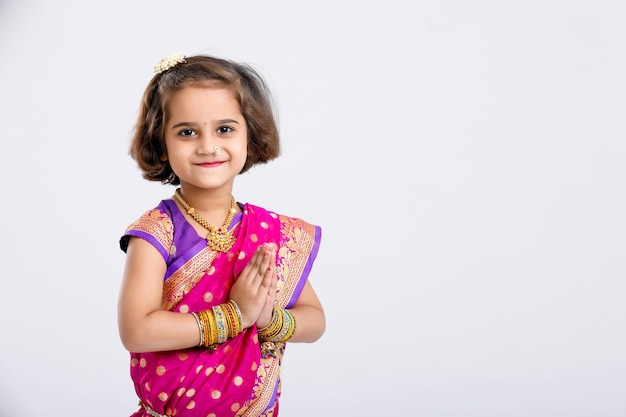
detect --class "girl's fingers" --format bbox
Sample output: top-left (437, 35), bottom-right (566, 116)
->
top-left (236, 243), bottom-right (276, 295)
top-left (260, 248), bottom-right (278, 293)
top-left (270, 266), bottom-right (277, 291)
top-left (229, 244), bottom-right (279, 328)
top-left (251, 249), bottom-right (272, 288)
top-left (238, 246), bottom-right (264, 282)
top-left (260, 261), bottom-right (273, 291)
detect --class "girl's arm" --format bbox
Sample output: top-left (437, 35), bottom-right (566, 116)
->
top-left (117, 237), bottom-right (199, 353)
top-left (287, 281), bottom-right (326, 343)
top-left (118, 237), bottom-right (275, 353)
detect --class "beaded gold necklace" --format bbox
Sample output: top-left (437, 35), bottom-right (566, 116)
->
top-left (173, 188), bottom-right (237, 253)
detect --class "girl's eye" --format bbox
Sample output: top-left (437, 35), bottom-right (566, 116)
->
top-left (217, 126), bottom-right (233, 134)
top-left (179, 129), bottom-right (196, 137)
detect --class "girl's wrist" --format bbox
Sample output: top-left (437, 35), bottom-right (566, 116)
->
top-left (192, 300), bottom-right (244, 350)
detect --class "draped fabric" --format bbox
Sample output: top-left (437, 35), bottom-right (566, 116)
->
top-left (120, 199), bottom-right (321, 417)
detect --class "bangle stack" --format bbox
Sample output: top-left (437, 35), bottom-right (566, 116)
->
top-left (191, 300), bottom-right (243, 350)
top-left (257, 306), bottom-right (297, 358)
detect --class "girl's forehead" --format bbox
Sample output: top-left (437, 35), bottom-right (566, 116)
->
top-left (163, 85), bottom-right (243, 120)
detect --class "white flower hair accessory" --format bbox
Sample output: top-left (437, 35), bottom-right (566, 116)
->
top-left (153, 51), bottom-right (186, 74)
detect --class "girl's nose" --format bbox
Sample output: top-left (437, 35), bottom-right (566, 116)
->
top-left (197, 134), bottom-right (217, 155)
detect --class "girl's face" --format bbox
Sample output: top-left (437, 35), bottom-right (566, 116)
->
top-left (163, 85), bottom-right (248, 193)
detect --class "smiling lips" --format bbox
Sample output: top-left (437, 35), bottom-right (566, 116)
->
top-left (197, 161), bottom-right (224, 168)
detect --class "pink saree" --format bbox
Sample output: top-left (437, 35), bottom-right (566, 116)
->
top-left (120, 198), bottom-right (321, 417)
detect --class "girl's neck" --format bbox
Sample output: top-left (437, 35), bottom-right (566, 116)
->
top-left (175, 185), bottom-right (237, 217)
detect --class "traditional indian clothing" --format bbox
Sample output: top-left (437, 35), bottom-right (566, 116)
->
top-left (119, 198), bottom-right (321, 417)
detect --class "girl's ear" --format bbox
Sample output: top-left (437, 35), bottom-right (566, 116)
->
top-left (159, 154), bottom-right (168, 161)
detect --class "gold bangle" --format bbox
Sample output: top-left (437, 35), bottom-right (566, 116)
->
top-left (223, 300), bottom-right (242, 338)
top-left (191, 312), bottom-right (204, 346)
top-left (268, 310), bottom-right (284, 340)
top-left (212, 305), bottom-right (228, 344)
top-left (258, 307), bottom-right (297, 343)
top-left (199, 309), bottom-right (218, 347)
top-left (258, 306), bottom-right (280, 341)
top-left (194, 302), bottom-right (245, 350)
top-left (274, 309), bottom-right (290, 341)
top-left (208, 309), bottom-right (219, 346)
top-left (228, 299), bottom-right (244, 334)
top-left (281, 309), bottom-right (297, 342)
top-left (222, 302), bottom-right (235, 338)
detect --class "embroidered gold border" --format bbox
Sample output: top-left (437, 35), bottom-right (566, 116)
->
top-left (242, 216), bottom-right (317, 415)
top-left (240, 343), bottom-right (285, 417)
top-left (276, 215), bottom-right (317, 306)
top-left (126, 209), bottom-right (174, 254)
top-left (161, 247), bottom-right (218, 311)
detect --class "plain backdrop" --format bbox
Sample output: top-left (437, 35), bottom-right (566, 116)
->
top-left (0, 1), bottom-right (624, 416)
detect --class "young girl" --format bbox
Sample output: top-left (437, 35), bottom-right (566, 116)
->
top-left (118, 52), bottom-right (325, 417)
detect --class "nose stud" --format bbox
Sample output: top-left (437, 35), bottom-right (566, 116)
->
top-left (214, 146), bottom-right (221, 157)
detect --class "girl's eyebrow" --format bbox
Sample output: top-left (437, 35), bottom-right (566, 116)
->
top-left (217, 119), bottom-right (240, 124)
top-left (171, 122), bottom-right (196, 129)
top-left (171, 119), bottom-right (241, 129)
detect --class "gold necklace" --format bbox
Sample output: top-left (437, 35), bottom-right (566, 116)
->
top-left (173, 188), bottom-right (237, 253)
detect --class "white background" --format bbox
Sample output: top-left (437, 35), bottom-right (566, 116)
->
top-left (0, 1), bottom-right (624, 416)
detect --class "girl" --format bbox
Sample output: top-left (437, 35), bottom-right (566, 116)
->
top-left (118, 52), bottom-right (325, 417)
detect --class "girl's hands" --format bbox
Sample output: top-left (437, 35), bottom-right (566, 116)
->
top-left (229, 243), bottom-right (276, 328)
top-left (256, 244), bottom-right (278, 329)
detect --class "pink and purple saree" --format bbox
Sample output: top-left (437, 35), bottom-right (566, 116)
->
top-left (120, 198), bottom-right (321, 417)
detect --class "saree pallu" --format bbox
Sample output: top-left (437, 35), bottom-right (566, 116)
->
top-left (120, 199), bottom-right (321, 417)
